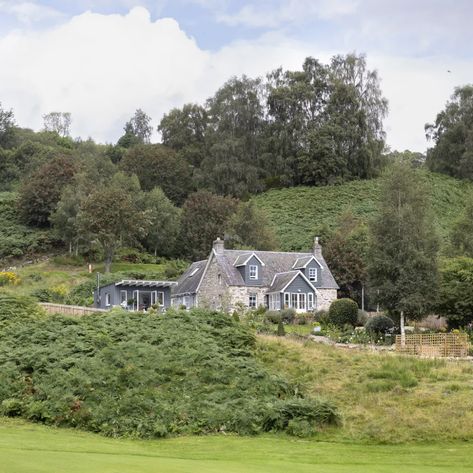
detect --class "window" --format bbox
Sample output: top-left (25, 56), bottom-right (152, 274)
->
top-left (291, 293), bottom-right (298, 308)
top-left (157, 291), bottom-right (164, 306)
top-left (308, 267), bottom-right (317, 282)
top-left (299, 293), bottom-right (306, 310)
top-left (268, 293), bottom-right (280, 310)
top-left (249, 293), bottom-right (257, 308)
top-left (308, 292), bottom-right (315, 310)
top-left (249, 265), bottom-right (258, 280)
top-left (120, 290), bottom-right (127, 306)
top-left (284, 293), bottom-right (290, 308)
top-left (105, 293), bottom-right (111, 307)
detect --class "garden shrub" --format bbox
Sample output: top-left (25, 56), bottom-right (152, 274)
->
top-left (0, 302), bottom-right (339, 438)
top-left (265, 310), bottom-right (281, 324)
top-left (0, 271), bottom-right (20, 286)
top-left (280, 308), bottom-right (296, 323)
top-left (365, 314), bottom-right (394, 335)
top-left (327, 298), bottom-right (358, 327)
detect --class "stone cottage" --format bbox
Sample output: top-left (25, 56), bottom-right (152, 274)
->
top-left (171, 237), bottom-right (338, 312)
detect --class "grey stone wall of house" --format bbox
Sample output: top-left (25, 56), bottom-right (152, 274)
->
top-left (316, 288), bottom-right (337, 311)
top-left (196, 257), bottom-right (230, 310)
top-left (227, 286), bottom-right (268, 310)
top-left (172, 294), bottom-right (196, 309)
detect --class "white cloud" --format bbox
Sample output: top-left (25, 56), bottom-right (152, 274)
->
top-left (0, 1), bottom-right (63, 24)
top-left (217, 0), bottom-right (357, 28)
top-left (0, 6), bottom-right (471, 151)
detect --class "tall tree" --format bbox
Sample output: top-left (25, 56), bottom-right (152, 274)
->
top-left (120, 144), bottom-right (192, 204)
top-left (225, 201), bottom-right (278, 250)
top-left (158, 103), bottom-right (207, 167)
top-left (199, 76), bottom-right (267, 197)
top-left (118, 109), bottom-right (152, 146)
top-left (142, 187), bottom-right (181, 257)
top-left (426, 85), bottom-right (473, 179)
top-left (367, 163), bottom-right (439, 337)
top-left (323, 211), bottom-right (368, 303)
top-left (179, 191), bottom-right (238, 260)
top-left (18, 154), bottom-right (77, 226)
top-left (78, 184), bottom-right (148, 272)
top-left (0, 102), bottom-right (16, 148)
top-left (43, 112), bottom-right (72, 137)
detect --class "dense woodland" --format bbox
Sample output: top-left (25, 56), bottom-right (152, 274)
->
top-left (1, 52), bottom-right (473, 325)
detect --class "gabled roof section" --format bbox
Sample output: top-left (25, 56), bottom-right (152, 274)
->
top-left (268, 270), bottom-right (317, 293)
top-left (292, 255), bottom-right (323, 269)
top-left (172, 260), bottom-right (207, 296)
top-left (233, 252), bottom-right (265, 267)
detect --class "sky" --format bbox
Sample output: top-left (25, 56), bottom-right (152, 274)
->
top-left (0, 0), bottom-right (472, 152)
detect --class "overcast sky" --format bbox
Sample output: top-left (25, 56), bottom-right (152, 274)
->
top-left (0, 0), bottom-right (472, 151)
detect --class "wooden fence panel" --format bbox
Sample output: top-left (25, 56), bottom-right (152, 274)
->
top-left (395, 333), bottom-right (469, 358)
top-left (39, 303), bottom-right (108, 317)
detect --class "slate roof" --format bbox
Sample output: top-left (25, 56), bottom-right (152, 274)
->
top-left (292, 256), bottom-right (315, 269)
top-left (174, 249), bottom-right (338, 296)
top-left (267, 270), bottom-right (301, 292)
top-left (172, 260), bottom-right (207, 296)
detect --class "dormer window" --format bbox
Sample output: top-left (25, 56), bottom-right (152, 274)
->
top-left (308, 267), bottom-right (317, 282)
top-left (249, 265), bottom-right (258, 280)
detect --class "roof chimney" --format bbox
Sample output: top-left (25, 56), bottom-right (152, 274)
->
top-left (213, 237), bottom-right (224, 255)
top-left (313, 236), bottom-right (322, 258)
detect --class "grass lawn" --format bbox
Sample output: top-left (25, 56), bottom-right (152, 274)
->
top-left (1, 419), bottom-right (472, 473)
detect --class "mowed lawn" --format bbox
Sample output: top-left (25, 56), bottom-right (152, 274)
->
top-left (1, 420), bottom-right (473, 473)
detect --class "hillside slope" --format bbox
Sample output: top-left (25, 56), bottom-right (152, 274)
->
top-left (253, 171), bottom-right (473, 252)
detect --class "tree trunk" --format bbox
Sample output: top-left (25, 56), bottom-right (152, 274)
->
top-left (69, 241), bottom-right (72, 255)
top-left (400, 310), bottom-right (406, 346)
top-left (154, 247), bottom-right (157, 257)
top-left (104, 247), bottom-right (113, 273)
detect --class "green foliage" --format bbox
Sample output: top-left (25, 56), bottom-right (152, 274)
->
top-left (426, 85), bottom-right (473, 180)
top-left (450, 193), bottom-right (473, 257)
top-left (179, 191), bottom-right (238, 260)
top-left (225, 201), bottom-right (278, 251)
top-left (254, 170), bottom-right (472, 252)
top-left (436, 257), bottom-right (473, 328)
top-left (17, 154), bottom-right (77, 227)
top-left (0, 305), bottom-right (338, 438)
top-left (0, 192), bottom-right (53, 260)
top-left (364, 315), bottom-right (394, 335)
top-left (277, 320), bottom-right (285, 336)
top-left (120, 144), bottom-right (192, 205)
top-left (327, 298), bottom-right (358, 327)
top-left (367, 163), bottom-right (439, 321)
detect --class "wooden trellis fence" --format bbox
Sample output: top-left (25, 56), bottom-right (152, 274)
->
top-left (395, 333), bottom-right (470, 358)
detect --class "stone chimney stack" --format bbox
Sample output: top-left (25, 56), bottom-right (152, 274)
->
top-left (313, 236), bottom-right (322, 258)
top-left (213, 236), bottom-right (224, 255)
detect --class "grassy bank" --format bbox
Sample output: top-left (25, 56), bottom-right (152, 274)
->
top-left (254, 171), bottom-right (473, 251)
top-left (257, 336), bottom-right (473, 443)
top-left (1, 419), bottom-right (472, 473)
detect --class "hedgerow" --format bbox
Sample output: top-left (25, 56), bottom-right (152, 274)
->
top-left (0, 298), bottom-right (338, 438)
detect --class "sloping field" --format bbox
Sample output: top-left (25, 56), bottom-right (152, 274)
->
top-left (254, 171), bottom-right (473, 251)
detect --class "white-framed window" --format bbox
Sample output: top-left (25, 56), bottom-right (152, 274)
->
top-left (157, 291), bottom-right (164, 306)
top-left (308, 292), bottom-right (315, 310)
top-left (120, 290), bottom-right (127, 304)
top-left (284, 293), bottom-right (290, 308)
top-left (105, 293), bottom-right (111, 307)
top-left (268, 293), bottom-right (280, 310)
top-left (249, 293), bottom-right (257, 308)
top-left (249, 265), bottom-right (258, 280)
top-left (308, 267), bottom-right (317, 282)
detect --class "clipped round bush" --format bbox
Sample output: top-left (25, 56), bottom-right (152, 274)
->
top-left (327, 298), bottom-right (358, 327)
top-left (365, 314), bottom-right (394, 335)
